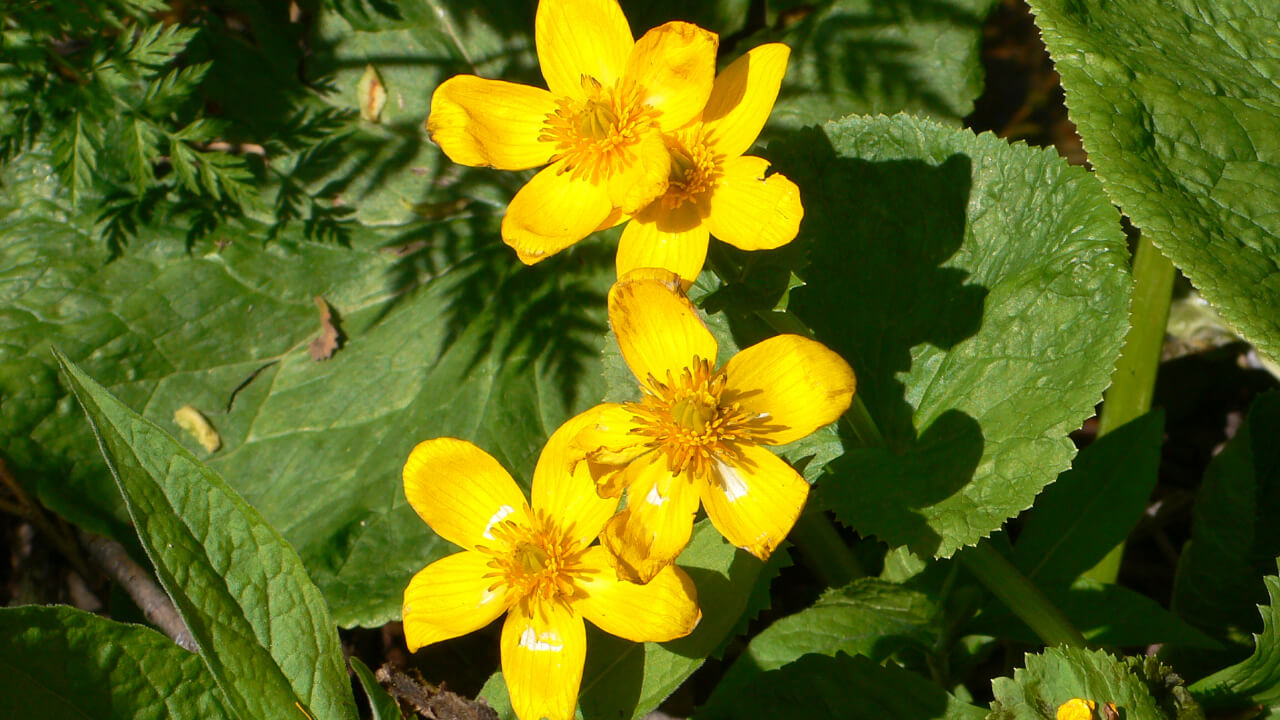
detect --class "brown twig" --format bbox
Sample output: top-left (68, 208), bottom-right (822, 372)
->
top-left (79, 530), bottom-right (198, 652)
top-left (0, 458), bottom-right (93, 580)
top-left (375, 664), bottom-right (498, 720)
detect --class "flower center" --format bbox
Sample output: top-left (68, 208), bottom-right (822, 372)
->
top-left (541, 75), bottom-right (660, 185)
top-left (481, 511), bottom-right (586, 605)
top-left (626, 356), bottom-right (758, 479)
top-left (660, 130), bottom-right (718, 210)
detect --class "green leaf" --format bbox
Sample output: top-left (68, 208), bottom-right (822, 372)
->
top-left (480, 521), bottom-right (766, 720)
top-left (696, 652), bottom-right (988, 720)
top-left (701, 578), bottom-right (939, 717)
top-left (55, 351), bottom-right (358, 720)
top-left (1012, 411), bottom-right (1164, 591)
top-left (990, 648), bottom-right (1199, 720)
top-left (1191, 565), bottom-right (1280, 715)
top-left (0, 605), bottom-right (234, 720)
top-left (1026, 0), bottom-right (1280, 363)
top-left (760, 0), bottom-right (998, 130)
top-left (50, 112), bottom-right (98, 207)
top-left (1172, 393), bottom-right (1280, 661)
top-left (351, 657), bottom-right (403, 720)
top-left (766, 114), bottom-right (1131, 558)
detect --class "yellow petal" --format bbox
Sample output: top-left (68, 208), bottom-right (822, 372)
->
top-left (501, 599), bottom-right (586, 720)
top-left (536, 0), bottom-right (633, 99)
top-left (403, 438), bottom-right (531, 550)
top-left (576, 546), bottom-right (701, 642)
top-left (600, 453), bottom-right (700, 583)
top-left (702, 44), bottom-right (790, 158)
top-left (531, 406), bottom-right (621, 546)
top-left (503, 161), bottom-right (613, 264)
top-left (705, 155), bottom-right (803, 250)
top-left (403, 551), bottom-right (513, 652)
top-left (426, 75), bottom-right (558, 170)
top-left (616, 205), bottom-right (710, 285)
top-left (700, 443), bottom-right (809, 560)
top-left (570, 403), bottom-right (646, 465)
top-left (606, 129), bottom-right (670, 214)
top-left (608, 272), bottom-right (717, 393)
top-left (625, 21), bottom-right (718, 130)
top-left (722, 334), bottom-right (856, 445)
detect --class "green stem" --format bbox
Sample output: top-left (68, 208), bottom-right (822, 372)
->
top-left (790, 506), bottom-right (865, 588)
top-left (1084, 234), bottom-right (1176, 583)
top-left (960, 542), bottom-right (1088, 648)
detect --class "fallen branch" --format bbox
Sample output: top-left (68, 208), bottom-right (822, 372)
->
top-left (375, 663), bottom-right (498, 720)
top-left (79, 530), bottom-right (197, 652)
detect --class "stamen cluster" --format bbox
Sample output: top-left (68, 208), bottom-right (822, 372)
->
top-left (660, 129), bottom-right (719, 210)
top-left (541, 77), bottom-right (659, 184)
top-left (481, 511), bottom-right (587, 606)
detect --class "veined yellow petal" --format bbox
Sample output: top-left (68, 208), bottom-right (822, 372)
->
top-left (501, 600), bottom-right (586, 720)
top-left (702, 44), bottom-right (790, 158)
top-left (403, 551), bottom-right (513, 652)
top-left (601, 453), bottom-right (700, 583)
top-left (426, 76), bottom-right (558, 170)
top-left (625, 21), bottom-right (717, 130)
top-left (722, 335), bottom-right (856, 445)
top-left (570, 403), bottom-right (646, 466)
top-left (531, 407), bottom-right (621, 547)
top-left (699, 443), bottom-right (809, 560)
top-left (616, 206), bottom-right (710, 285)
top-left (503, 161), bottom-right (613, 264)
top-left (606, 129), bottom-right (670, 214)
top-left (403, 438), bottom-right (530, 550)
top-left (536, 0), bottom-right (633, 99)
top-left (705, 155), bottom-right (802, 251)
top-left (576, 546), bottom-right (700, 642)
top-left (608, 272), bottom-right (717, 394)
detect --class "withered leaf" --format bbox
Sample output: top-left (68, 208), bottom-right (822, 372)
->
top-left (308, 296), bottom-right (342, 361)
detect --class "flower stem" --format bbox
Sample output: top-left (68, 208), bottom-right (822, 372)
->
top-left (791, 505), bottom-right (865, 588)
top-left (1084, 234), bottom-right (1175, 583)
top-left (960, 542), bottom-right (1088, 648)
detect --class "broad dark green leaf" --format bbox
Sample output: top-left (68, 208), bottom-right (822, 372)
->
top-left (765, 115), bottom-right (1130, 558)
top-left (992, 648), bottom-right (1202, 720)
top-left (57, 351), bottom-right (358, 720)
top-left (1027, 0), bottom-right (1280, 363)
top-left (0, 605), bottom-right (233, 720)
top-left (702, 579), bottom-right (938, 716)
top-left (696, 652), bottom-right (987, 720)
top-left (1013, 411), bottom-right (1164, 591)
top-left (1191, 566), bottom-right (1280, 716)
top-left (351, 657), bottom-right (403, 720)
top-left (1172, 392), bottom-right (1280, 664)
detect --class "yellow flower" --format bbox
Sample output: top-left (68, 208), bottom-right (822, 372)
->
top-left (426, 0), bottom-right (717, 265)
top-left (616, 43), bottom-right (803, 285)
top-left (1057, 699), bottom-right (1097, 720)
top-left (402, 408), bottom-right (702, 720)
top-left (572, 271), bottom-right (856, 582)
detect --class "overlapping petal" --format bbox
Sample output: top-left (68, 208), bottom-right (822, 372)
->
top-left (426, 76), bottom-right (558, 170)
top-left (531, 406), bottom-right (621, 546)
top-left (403, 438), bottom-right (531, 550)
top-left (600, 452), bottom-right (700, 583)
top-left (701, 43), bottom-right (791, 158)
top-left (625, 22), bottom-right (718, 130)
top-left (503, 161), bottom-right (614, 264)
top-left (700, 444), bottom-right (810, 560)
top-left (536, 0), bottom-right (633, 98)
top-left (722, 334), bottom-right (857, 445)
top-left (403, 551), bottom-right (513, 651)
top-left (609, 272), bottom-right (717, 392)
top-left (705, 155), bottom-right (803, 251)
top-left (502, 600), bottom-right (587, 720)
top-left (576, 546), bottom-right (701, 642)
top-left (616, 204), bottom-right (710, 284)
top-left (605, 129), bottom-right (671, 214)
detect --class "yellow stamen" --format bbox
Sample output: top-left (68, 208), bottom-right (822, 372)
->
top-left (483, 511), bottom-right (588, 604)
top-left (660, 130), bottom-right (718, 210)
top-left (540, 76), bottom-right (660, 185)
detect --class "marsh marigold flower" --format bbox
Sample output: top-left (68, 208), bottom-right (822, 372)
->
top-left (402, 409), bottom-right (701, 720)
top-left (616, 43), bottom-right (802, 285)
top-left (572, 271), bottom-right (856, 582)
top-left (426, 0), bottom-right (717, 264)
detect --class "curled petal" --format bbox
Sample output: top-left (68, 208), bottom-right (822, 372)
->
top-left (426, 76), bottom-right (558, 170)
top-left (501, 600), bottom-right (587, 720)
top-left (722, 335), bottom-right (856, 445)
top-left (700, 444), bottom-right (810, 561)
top-left (403, 438), bottom-right (530, 550)
top-left (706, 155), bottom-right (803, 251)
top-left (616, 205), bottom-right (710, 285)
top-left (531, 406), bottom-right (622, 546)
top-left (608, 272), bottom-right (718, 394)
top-left (503, 161), bottom-right (613, 264)
top-left (403, 551), bottom-right (513, 651)
top-left (576, 546), bottom-right (700, 642)
top-left (601, 453), bottom-right (700, 583)
top-left (537, 0), bottom-right (633, 98)
top-left (625, 21), bottom-right (718, 130)
top-left (702, 44), bottom-right (791, 158)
